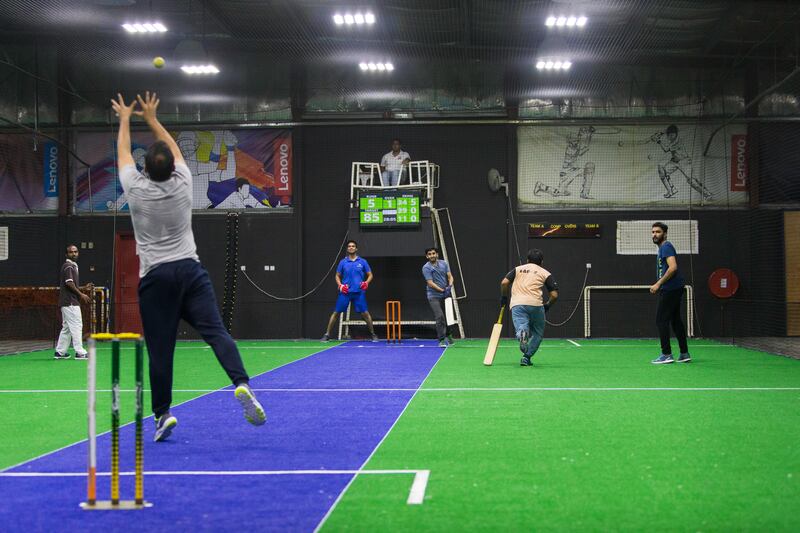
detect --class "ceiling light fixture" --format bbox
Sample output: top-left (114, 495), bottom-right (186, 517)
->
top-left (123, 22), bottom-right (167, 33)
top-left (181, 64), bottom-right (220, 75)
top-left (360, 61), bottom-right (393, 72)
top-left (536, 59), bottom-right (572, 71)
top-left (334, 12), bottom-right (375, 26)
top-left (546, 15), bottom-right (588, 28)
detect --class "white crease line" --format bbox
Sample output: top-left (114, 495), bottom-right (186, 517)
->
top-left (0, 469), bottom-right (431, 506)
top-left (2, 387), bottom-right (799, 394)
top-left (0, 469), bottom-right (423, 477)
top-left (567, 339), bottom-right (581, 347)
top-left (407, 470), bottom-right (430, 504)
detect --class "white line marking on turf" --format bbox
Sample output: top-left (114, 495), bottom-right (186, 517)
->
top-left (313, 347), bottom-right (446, 531)
top-left (3, 386), bottom-right (799, 394)
top-left (0, 345), bottom-right (337, 474)
top-left (406, 470), bottom-right (430, 504)
top-left (0, 469), bottom-right (432, 504)
top-left (567, 339), bottom-right (581, 347)
top-left (0, 469), bottom-right (425, 477)
top-left (262, 387), bottom-right (800, 391)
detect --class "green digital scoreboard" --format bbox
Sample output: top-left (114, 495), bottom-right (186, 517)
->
top-left (359, 190), bottom-right (421, 227)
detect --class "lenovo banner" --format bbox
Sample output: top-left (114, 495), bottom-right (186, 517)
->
top-left (730, 134), bottom-right (748, 192)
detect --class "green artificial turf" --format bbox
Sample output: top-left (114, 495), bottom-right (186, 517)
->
top-left (323, 339), bottom-right (800, 531)
top-left (0, 340), bottom-right (334, 469)
top-left (3, 337), bottom-right (799, 530)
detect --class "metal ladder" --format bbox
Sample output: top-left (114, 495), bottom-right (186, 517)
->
top-left (431, 207), bottom-right (466, 339)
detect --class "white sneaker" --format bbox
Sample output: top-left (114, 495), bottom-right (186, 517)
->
top-left (235, 384), bottom-right (266, 426)
top-left (154, 413), bottom-right (178, 442)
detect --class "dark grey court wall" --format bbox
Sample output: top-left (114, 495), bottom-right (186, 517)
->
top-left (0, 123), bottom-right (790, 340)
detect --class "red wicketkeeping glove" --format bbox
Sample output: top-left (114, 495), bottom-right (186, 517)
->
top-left (340, 284), bottom-right (349, 294)
top-left (360, 281), bottom-right (369, 290)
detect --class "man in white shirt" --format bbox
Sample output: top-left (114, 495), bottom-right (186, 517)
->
top-left (380, 138), bottom-right (410, 187)
top-left (111, 92), bottom-right (265, 443)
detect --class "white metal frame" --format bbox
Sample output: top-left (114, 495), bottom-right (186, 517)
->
top-left (350, 160), bottom-right (440, 206)
top-left (583, 285), bottom-right (694, 338)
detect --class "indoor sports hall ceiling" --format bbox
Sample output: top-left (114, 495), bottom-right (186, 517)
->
top-left (0, 0), bottom-right (799, 120)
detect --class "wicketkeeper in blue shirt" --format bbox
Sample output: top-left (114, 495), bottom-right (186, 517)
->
top-left (321, 240), bottom-right (379, 342)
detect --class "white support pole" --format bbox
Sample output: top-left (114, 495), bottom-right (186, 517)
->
top-left (86, 338), bottom-right (97, 506)
top-left (583, 286), bottom-right (591, 338)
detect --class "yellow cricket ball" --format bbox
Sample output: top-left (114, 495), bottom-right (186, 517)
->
top-left (153, 56), bottom-right (165, 69)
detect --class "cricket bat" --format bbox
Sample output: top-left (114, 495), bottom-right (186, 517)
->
top-left (444, 297), bottom-right (457, 326)
top-left (483, 305), bottom-right (506, 366)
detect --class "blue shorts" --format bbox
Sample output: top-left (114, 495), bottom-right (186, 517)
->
top-left (334, 291), bottom-right (368, 313)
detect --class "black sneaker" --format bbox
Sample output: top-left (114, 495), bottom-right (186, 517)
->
top-left (520, 356), bottom-right (532, 366)
top-left (320, 333), bottom-right (330, 343)
top-left (677, 353), bottom-right (692, 363)
top-left (518, 331), bottom-right (529, 355)
top-left (75, 352), bottom-right (88, 360)
top-left (447, 335), bottom-right (455, 345)
top-left (54, 352), bottom-right (70, 360)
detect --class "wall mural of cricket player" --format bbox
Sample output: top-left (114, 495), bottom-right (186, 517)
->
top-left (517, 123), bottom-right (746, 208)
top-left (74, 128), bottom-right (293, 212)
top-left (534, 126), bottom-right (597, 199)
top-left (619, 124), bottom-right (712, 200)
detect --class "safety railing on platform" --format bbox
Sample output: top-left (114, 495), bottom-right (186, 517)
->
top-left (350, 161), bottom-right (440, 206)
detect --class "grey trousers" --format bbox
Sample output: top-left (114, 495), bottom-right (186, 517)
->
top-left (428, 297), bottom-right (452, 340)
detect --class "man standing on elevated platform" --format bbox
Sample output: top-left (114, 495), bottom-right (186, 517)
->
top-left (380, 138), bottom-right (410, 187)
top-left (321, 240), bottom-right (379, 342)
